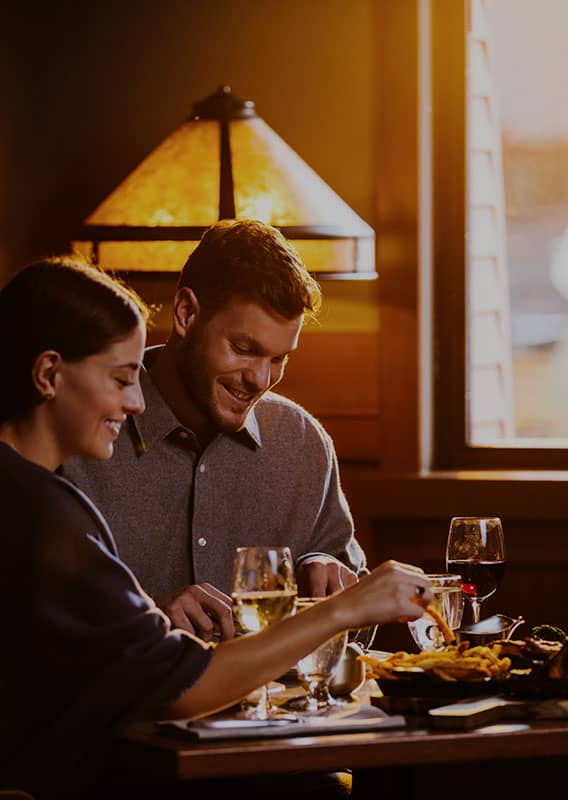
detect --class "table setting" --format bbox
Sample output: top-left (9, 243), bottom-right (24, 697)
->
top-left (156, 527), bottom-right (568, 742)
top-left (156, 544), bottom-right (407, 741)
top-left (155, 641), bottom-right (407, 741)
top-left (116, 534), bottom-right (568, 794)
top-left (362, 515), bottom-right (568, 728)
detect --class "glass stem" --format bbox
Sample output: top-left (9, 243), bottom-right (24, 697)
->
top-left (255, 684), bottom-right (271, 720)
top-left (470, 599), bottom-right (482, 624)
top-left (306, 681), bottom-right (333, 711)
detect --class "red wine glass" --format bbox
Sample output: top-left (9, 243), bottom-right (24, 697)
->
top-left (445, 516), bottom-right (505, 624)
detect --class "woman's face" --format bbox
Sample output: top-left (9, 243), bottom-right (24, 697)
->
top-left (52, 321), bottom-right (145, 462)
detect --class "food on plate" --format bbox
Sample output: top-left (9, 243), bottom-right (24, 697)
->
top-left (360, 642), bottom-right (511, 683)
top-left (492, 637), bottom-right (564, 665)
top-left (546, 640), bottom-right (568, 679)
top-left (530, 624), bottom-right (566, 643)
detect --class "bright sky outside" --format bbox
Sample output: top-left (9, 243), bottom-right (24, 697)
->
top-left (492, 0), bottom-right (568, 141)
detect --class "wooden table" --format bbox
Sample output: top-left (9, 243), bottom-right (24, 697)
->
top-left (114, 714), bottom-right (568, 797)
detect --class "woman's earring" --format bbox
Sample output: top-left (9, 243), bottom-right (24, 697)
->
top-left (43, 390), bottom-right (55, 400)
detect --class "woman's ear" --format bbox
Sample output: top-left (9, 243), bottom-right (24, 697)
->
top-left (172, 287), bottom-right (200, 337)
top-left (32, 350), bottom-right (62, 401)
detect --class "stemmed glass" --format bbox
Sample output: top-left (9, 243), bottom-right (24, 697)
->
top-left (231, 546), bottom-right (298, 720)
top-left (294, 598), bottom-right (348, 714)
top-left (445, 516), bottom-right (505, 624)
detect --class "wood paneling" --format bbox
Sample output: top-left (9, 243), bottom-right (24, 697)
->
top-left (375, 0), bottom-right (421, 471)
top-left (277, 330), bottom-right (380, 462)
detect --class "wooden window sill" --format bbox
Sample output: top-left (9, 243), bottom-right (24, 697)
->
top-left (340, 467), bottom-right (568, 520)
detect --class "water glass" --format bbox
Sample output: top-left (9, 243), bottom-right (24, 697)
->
top-left (294, 598), bottom-right (348, 713)
top-left (408, 573), bottom-right (464, 651)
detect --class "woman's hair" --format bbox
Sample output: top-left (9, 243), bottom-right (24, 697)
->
top-left (178, 219), bottom-right (322, 321)
top-left (0, 256), bottom-right (149, 424)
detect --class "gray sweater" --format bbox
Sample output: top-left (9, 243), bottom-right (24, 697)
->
top-left (62, 350), bottom-right (367, 598)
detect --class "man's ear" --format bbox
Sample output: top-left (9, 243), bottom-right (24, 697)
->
top-left (32, 350), bottom-right (62, 400)
top-left (172, 287), bottom-right (200, 337)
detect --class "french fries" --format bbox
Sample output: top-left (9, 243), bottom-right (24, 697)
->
top-left (424, 603), bottom-right (455, 645)
top-left (361, 642), bottom-right (512, 683)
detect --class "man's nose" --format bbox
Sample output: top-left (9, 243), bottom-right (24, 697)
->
top-left (246, 359), bottom-right (272, 391)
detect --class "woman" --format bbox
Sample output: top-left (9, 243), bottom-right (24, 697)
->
top-left (0, 257), bottom-right (432, 799)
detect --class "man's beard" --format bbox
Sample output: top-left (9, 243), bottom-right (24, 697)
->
top-left (174, 334), bottom-right (246, 436)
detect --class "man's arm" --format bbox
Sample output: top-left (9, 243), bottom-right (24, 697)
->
top-left (295, 553), bottom-right (361, 596)
top-left (294, 427), bottom-right (368, 596)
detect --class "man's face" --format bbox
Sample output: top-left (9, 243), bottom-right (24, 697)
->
top-left (175, 297), bottom-right (303, 438)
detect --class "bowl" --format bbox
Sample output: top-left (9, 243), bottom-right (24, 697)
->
top-left (455, 614), bottom-right (525, 647)
top-left (329, 642), bottom-right (366, 697)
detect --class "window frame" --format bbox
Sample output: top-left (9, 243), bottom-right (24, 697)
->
top-left (432, 0), bottom-right (568, 470)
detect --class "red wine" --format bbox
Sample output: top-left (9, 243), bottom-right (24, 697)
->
top-left (446, 559), bottom-right (505, 601)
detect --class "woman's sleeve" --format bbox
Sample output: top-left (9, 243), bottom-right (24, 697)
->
top-left (31, 486), bottom-right (213, 724)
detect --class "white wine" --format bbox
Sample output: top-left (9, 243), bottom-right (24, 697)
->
top-left (232, 590), bottom-right (297, 633)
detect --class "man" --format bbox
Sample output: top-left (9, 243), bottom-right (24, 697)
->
top-left (63, 219), bottom-right (368, 640)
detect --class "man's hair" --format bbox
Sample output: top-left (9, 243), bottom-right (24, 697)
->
top-left (0, 255), bottom-right (148, 424)
top-left (178, 219), bottom-right (321, 321)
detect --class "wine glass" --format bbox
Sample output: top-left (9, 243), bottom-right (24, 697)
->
top-left (445, 516), bottom-right (505, 624)
top-left (293, 598), bottom-right (348, 714)
top-left (231, 546), bottom-right (298, 720)
top-left (407, 574), bottom-right (464, 651)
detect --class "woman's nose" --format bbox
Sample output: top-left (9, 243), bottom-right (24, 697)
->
top-left (125, 381), bottom-right (145, 415)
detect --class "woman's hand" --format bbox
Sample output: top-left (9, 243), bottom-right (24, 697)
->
top-left (328, 559), bottom-right (433, 631)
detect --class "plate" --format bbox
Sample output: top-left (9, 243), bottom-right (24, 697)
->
top-left (375, 672), bottom-right (506, 699)
top-left (375, 668), bottom-right (568, 702)
top-left (502, 675), bottom-right (568, 700)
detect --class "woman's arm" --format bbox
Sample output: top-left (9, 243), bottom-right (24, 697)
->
top-left (163, 559), bottom-right (432, 720)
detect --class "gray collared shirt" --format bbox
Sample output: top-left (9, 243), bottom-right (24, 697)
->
top-left (62, 347), bottom-right (367, 597)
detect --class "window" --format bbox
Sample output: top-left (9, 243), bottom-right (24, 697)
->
top-left (433, 0), bottom-right (568, 469)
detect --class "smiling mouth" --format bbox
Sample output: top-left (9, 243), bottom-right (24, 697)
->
top-left (105, 420), bottom-right (122, 438)
top-left (222, 384), bottom-right (256, 406)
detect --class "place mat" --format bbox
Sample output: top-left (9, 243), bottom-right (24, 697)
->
top-left (156, 703), bottom-right (406, 741)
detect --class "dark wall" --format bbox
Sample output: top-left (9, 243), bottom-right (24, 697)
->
top-left (0, 0), bottom-right (377, 281)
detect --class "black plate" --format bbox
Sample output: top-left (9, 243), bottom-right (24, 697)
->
top-left (376, 668), bottom-right (568, 701)
top-left (376, 672), bottom-right (506, 699)
top-left (502, 675), bottom-right (568, 700)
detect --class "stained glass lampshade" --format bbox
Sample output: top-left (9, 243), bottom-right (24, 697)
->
top-left (73, 86), bottom-right (376, 279)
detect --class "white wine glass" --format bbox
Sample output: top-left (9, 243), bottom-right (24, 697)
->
top-left (445, 516), bottom-right (505, 624)
top-left (294, 598), bottom-right (348, 715)
top-left (231, 546), bottom-right (297, 720)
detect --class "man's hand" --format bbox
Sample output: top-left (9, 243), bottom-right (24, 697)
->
top-left (154, 583), bottom-right (235, 641)
top-left (296, 558), bottom-right (358, 597)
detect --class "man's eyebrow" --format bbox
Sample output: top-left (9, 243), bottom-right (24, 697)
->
top-left (232, 334), bottom-right (297, 357)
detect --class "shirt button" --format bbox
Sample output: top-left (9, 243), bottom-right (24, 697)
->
top-left (178, 430), bottom-right (188, 440)
top-left (197, 537), bottom-right (207, 547)
top-left (199, 463), bottom-right (206, 473)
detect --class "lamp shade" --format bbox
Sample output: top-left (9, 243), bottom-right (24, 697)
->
top-left (73, 86), bottom-right (376, 279)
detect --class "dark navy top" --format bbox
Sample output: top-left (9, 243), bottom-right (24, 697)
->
top-left (0, 443), bottom-right (213, 797)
